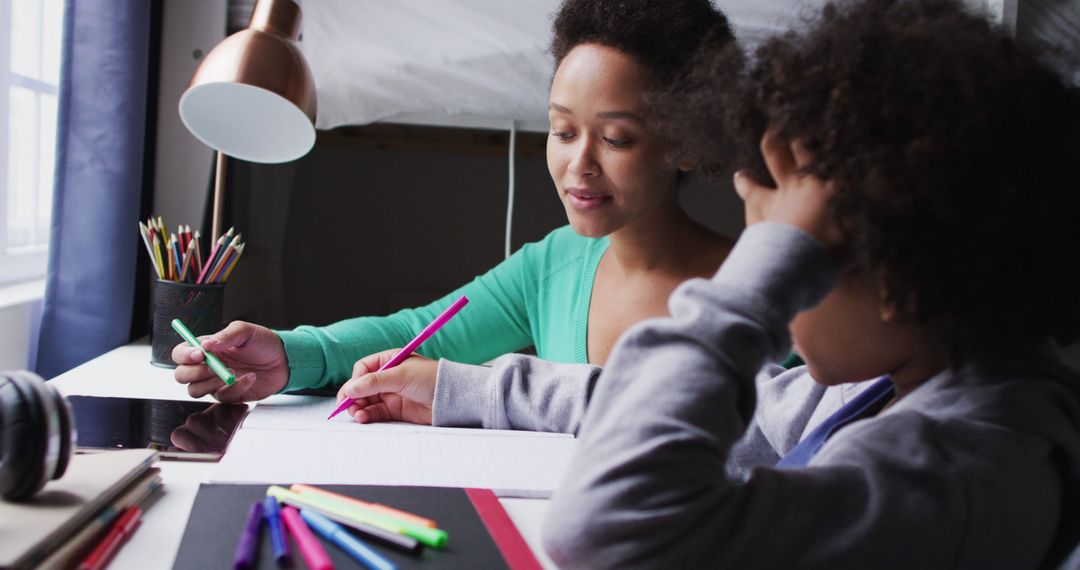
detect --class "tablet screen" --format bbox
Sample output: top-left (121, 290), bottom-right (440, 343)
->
top-left (68, 396), bottom-right (249, 461)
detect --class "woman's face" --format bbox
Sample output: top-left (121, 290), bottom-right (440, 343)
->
top-left (547, 43), bottom-right (680, 238)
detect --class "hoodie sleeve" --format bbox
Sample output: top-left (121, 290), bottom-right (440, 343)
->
top-left (432, 354), bottom-right (601, 434)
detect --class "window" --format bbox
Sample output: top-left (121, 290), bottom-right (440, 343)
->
top-left (0, 0), bottom-right (63, 285)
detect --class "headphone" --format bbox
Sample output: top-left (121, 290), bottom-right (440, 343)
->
top-left (0, 371), bottom-right (75, 501)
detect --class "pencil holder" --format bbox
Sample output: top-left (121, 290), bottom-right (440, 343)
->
top-left (150, 280), bottom-right (225, 368)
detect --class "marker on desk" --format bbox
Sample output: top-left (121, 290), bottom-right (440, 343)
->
top-left (171, 318), bottom-right (235, 385)
top-left (263, 496), bottom-right (291, 563)
top-left (291, 483), bottom-right (438, 529)
top-left (77, 505), bottom-right (141, 570)
top-left (267, 486), bottom-right (422, 553)
top-left (278, 486), bottom-right (447, 547)
top-left (233, 500), bottom-right (263, 570)
top-left (327, 295), bottom-right (469, 420)
top-left (281, 506), bottom-right (334, 570)
top-left (302, 509), bottom-right (398, 570)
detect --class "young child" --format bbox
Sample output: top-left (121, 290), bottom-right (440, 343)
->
top-left (535, 0), bottom-right (1080, 567)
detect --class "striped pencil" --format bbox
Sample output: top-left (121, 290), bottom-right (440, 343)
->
top-left (207, 235), bottom-right (240, 284)
top-left (197, 234), bottom-right (227, 284)
top-left (219, 243), bottom-right (245, 283)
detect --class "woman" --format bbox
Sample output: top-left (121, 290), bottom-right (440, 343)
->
top-left (173, 0), bottom-right (741, 422)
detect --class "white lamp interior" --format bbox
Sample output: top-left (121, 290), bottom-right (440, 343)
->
top-left (179, 82), bottom-right (315, 164)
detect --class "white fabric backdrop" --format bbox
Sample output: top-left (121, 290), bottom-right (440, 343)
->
top-left (297, 0), bottom-right (1008, 130)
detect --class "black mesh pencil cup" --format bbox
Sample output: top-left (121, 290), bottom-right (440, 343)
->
top-left (151, 280), bottom-right (224, 368)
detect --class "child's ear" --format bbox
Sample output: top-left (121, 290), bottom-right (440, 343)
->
top-left (877, 276), bottom-right (903, 323)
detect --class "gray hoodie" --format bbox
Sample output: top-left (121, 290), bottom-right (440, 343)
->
top-left (433, 222), bottom-right (1080, 568)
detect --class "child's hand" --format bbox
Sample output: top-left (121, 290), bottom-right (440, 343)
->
top-left (172, 321), bottom-right (289, 403)
top-left (336, 350), bottom-right (438, 425)
top-left (733, 129), bottom-right (841, 249)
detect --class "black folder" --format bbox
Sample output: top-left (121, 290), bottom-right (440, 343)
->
top-left (173, 483), bottom-right (541, 570)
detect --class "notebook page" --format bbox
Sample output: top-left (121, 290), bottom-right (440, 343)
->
top-left (211, 428), bottom-right (576, 498)
top-left (242, 396), bottom-right (573, 438)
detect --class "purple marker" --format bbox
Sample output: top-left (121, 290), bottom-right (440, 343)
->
top-left (263, 495), bottom-right (291, 563)
top-left (233, 500), bottom-right (263, 570)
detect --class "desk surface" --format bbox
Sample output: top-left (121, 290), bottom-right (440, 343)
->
top-left (50, 340), bottom-right (556, 569)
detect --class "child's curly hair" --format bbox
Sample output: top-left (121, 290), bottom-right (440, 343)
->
top-left (662, 0), bottom-right (1080, 361)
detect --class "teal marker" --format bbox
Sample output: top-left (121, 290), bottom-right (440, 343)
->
top-left (170, 318), bottom-right (235, 385)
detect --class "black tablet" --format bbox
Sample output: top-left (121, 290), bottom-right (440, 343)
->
top-left (67, 396), bottom-right (249, 461)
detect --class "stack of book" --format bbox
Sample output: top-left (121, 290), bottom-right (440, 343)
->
top-left (0, 449), bottom-right (161, 570)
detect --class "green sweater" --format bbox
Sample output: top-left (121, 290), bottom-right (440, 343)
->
top-left (277, 226), bottom-right (609, 392)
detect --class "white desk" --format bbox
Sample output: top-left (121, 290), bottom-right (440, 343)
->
top-left (50, 340), bottom-right (556, 569)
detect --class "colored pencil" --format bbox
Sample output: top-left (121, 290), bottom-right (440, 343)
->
top-left (197, 234), bottom-right (227, 284)
top-left (193, 230), bottom-right (203, 275)
top-left (219, 243), bottom-right (244, 283)
top-left (207, 235), bottom-right (240, 284)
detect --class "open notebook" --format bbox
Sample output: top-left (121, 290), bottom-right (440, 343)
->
top-left (211, 396), bottom-right (576, 498)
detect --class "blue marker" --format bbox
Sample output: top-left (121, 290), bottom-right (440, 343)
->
top-left (262, 496), bottom-right (291, 562)
top-left (301, 508), bottom-right (398, 570)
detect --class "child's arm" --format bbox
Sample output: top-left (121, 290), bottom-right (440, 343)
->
top-left (541, 222), bottom-right (853, 567)
top-left (433, 355), bottom-right (603, 434)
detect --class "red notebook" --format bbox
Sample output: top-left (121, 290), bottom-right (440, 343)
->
top-left (175, 483), bottom-right (543, 570)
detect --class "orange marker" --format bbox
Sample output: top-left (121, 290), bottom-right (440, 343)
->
top-left (291, 483), bottom-right (438, 529)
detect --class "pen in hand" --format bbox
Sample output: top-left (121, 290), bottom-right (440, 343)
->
top-left (172, 318), bottom-right (236, 386)
top-left (327, 295), bottom-right (469, 420)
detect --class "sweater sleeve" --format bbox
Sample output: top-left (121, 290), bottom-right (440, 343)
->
top-left (276, 235), bottom-right (548, 392)
top-left (431, 355), bottom-right (601, 434)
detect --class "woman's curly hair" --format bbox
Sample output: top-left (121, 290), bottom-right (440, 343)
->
top-left (551, 0), bottom-right (738, 92)
top-left (662, 0), bottom-right (1080, 361)
top-left (550, 0), bottom-right (743, 176)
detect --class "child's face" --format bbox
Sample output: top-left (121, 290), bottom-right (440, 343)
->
top-left (546, 43), bottom-right (680, 238)
top-left (791, 272), bottom-right (920, 386)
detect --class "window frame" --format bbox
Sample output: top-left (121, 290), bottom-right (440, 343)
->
top-left (0, 0), bottom-right (60, 286)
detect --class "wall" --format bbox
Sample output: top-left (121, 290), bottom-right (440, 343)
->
top-left (0, 282), bottom-right (44, 371)
top-left (151, 0), bottom-right (225, 238)
top-left (222, 124), bottom-right (744, 329)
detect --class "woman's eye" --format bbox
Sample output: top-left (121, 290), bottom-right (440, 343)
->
top-left (604, 137), bottom-right (631, 148)
top-left (552, 131), bottom-right (575, 141)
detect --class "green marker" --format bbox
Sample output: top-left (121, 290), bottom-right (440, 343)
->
top-left (170, 318), bottom-right (235, 385)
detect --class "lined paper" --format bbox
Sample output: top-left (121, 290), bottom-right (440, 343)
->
top-left (240, 396), bottom-right (574, 439)
top-left (214, 396), bottom-right (576, 497)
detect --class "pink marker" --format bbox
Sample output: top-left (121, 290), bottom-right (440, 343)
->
top-left (280, 506), bottom-right (334, 570)
top-left (327, 295), bottom-right (469, 420)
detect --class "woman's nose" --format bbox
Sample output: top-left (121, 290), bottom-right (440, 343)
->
top-left (567, 137), bottom-right (599, 178)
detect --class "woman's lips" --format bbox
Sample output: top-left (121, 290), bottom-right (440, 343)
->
top-left (566, 190), bottom-right (612, 210)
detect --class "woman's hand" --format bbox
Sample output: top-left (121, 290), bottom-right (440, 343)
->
top-left (733, 129), bottom-right (841, 249)
top-left (336, 349), bottom-right (439, 425)
top-left (172, 321), bottom-right (289, 403)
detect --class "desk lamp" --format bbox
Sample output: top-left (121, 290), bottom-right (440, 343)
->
top-left (178, 0), bottom-right (316, 242)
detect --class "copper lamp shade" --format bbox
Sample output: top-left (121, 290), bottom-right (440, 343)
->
top-left (178, 0), bottom-right (317, 164)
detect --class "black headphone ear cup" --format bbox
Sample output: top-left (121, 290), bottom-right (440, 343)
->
top-left (0, 373), bottom-right (47, 501)
top-left (51, 385), bottom-right (74, 479)
top-left (17, 371), bottom-right (62, 490)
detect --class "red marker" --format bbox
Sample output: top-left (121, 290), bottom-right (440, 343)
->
top-left (78, 505), bottom-right (142, 570)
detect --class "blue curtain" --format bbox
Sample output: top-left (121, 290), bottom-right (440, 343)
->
top-left (36, 1), bottom-right (156, 378)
